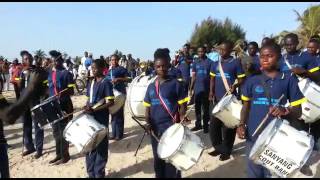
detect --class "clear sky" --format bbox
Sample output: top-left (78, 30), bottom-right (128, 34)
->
top-left (0, 2), bottom-right (319, 61)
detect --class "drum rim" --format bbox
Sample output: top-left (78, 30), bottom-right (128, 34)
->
top-left (157, 124), bottom-right (187, 159)
top-left (30, 96), bottom-right (59, 111)
top-left (212, 94), bottom-right (234, 115)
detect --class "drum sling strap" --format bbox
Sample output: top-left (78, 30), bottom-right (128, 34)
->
top-left (218, 59), bottom-right (231, 95)
top-left (155, 79), bottom-right (179, 123)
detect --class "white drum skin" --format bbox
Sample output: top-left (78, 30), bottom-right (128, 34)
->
top-left (127, 75), bottom-right (156, 118)
top-left (157, 124), bottom-right (204, 171)
top-left (212, 94), bottom-right (242, 128)
top-left (64, 113), bottom-right (108, 154)
top-left (249, 118), bottom-right (314, 178)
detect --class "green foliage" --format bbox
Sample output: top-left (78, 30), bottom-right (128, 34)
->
top-left (34, 49), bottom-right (46, 58)
top-left (294, 5), bottom-right (320, 46)
top-left (189, 16), bottom-right (246, 48)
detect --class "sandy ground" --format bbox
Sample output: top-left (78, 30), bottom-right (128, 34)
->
top-left (2, 90), bottom-right (320, 178)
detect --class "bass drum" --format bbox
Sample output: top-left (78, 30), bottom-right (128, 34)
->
top-left (127, 74), bottom-right (156, 120)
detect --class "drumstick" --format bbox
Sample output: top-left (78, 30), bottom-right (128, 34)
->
top-left (50, 99), bottom-right (106, 125)
top-left (252, 94), bottom-right (285, 137)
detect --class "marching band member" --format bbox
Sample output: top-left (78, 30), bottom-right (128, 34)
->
top-left (177, 55), bottom-right (193, 95)
top-left (279, 33), bottom-right (320, 164)
top-left (237, 43), bottom-right (306, 178)
top-left (0, 68), bottom-right (47, 178)
top-left (106, 54), bottom-right (130, 141)
top-left (47, 50), bottom-right (75, 165)
top-left (84, 59), bottom-right (114, 178)
top-left (246, 41), bottom-right (261, 77)
top-left (306, 38), bottom-right (320, 150)
top-left (208, 41), bottom-right (246, 161)
top-left (143, 48), bottom-right (188, 178)
top-left (19, 51), bottom-right (46, 159)
top-left (189, 46), bottom-right (213, 133)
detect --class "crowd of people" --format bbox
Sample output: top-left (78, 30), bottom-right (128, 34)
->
top-left (0, 32), bottom-right (319, 178)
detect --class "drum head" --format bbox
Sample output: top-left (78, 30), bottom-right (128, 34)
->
top-left (157, 124), bottom-right (185, 159)
top-left (212, 94), bottom-right (233, 115)
top-left (249, 118), bottom-right (281, 158)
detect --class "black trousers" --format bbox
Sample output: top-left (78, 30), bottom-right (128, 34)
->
top-left (52, 100), bottom-right (73, 158)
top-left (209, 117), bottom-right (236, 155)
top-left (13, 83), bottom-right (20, 100)
top-left (194, 91), bottom-right (210, 129)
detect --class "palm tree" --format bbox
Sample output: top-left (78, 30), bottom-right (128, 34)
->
top-left (34, 49), bottom-right (46, 59)
top-left (294, 5), bottom-right (320, 46)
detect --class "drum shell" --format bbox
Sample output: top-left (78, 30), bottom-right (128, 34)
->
top-left (249, 118), bottom-right (314, 178)
top-left (31, 97), bottom-right (64, 128)
top-left (298, 78), bottom-right (320, 123)
top-left (298, 78), bottom-right (320, 106)
top-left (108, 89), bottom-right (126, 115)
top-left (157, 124), bottom-right (204, 171)
top-left (63, 113), bottom-right (108, 154)
top-left (212, 95), bottom-right (242, 128)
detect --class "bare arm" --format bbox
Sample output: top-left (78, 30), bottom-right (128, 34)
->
top-left (237, 101), bottom-right (250, 139)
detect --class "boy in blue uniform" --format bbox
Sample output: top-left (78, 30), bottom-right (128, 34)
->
top-left (19, 51), bottom-right (45, 159)
top-left (84, 59), bottom-right (114, 178)
top-left (307, 38), bottom-right (320, 152)
top-left (247, 41), bottom-right (261, 76)
top-left (237, 43), bottom-right (306, 178)
top-left (280, 33), bottom-right (320, 81)
top-left (189, 46), bottom-right (213, 133)
top-left (47, 50), bottom-right (75, 165)
top-left (106, 54), bottom-right (130, 140)
top-left (177, 55), bottom-right (193, 94)
top-left (143, 48), bottom-right (188, 178)
top-left (208, 41), bottom-right (246, 161)
top-left (279, 33), bottom-right (320, 144)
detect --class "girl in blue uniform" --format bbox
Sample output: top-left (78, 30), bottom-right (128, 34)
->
top-left (84, 59), bottom-right (114, 178)
top-left (237, 43), bottom-right (306, 178)
top-left (143, 48), bottom-right (188, 178)
top-left (106, 54), bottom-right (130, 141)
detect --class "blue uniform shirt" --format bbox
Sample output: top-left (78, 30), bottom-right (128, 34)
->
top-left (86, 78), bottom-right (114, 126)
top-left (177, 61), bottom-right (191, 83)
top-left (210, 57), bottom-right (245, 101)
top-left (143, 78), bottom-right (189, 133)
top-left (280, 51), bottom-right (319, 74)
top-left (192, 58), bottom-right (213, 95)
top-left (48, 67), bottom-right (75, 103)
top-left (105, 66), bottom-right (129, 94)
top-left (251, 55), bottom-right (261, 73)
top-left (241, 72), bottom-right (306, 142)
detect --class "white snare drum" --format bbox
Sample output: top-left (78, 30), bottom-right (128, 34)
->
top-left (211, 94), bottom-right (242, 128)
top-left (298, 78), bottom-right (320, 123)
top-left (63, 113), bottom-right (108, 154)
top-left (249, 118), bottom-right (314, 178)
top-left (108, 89), bottom-right (126, 115)
top-left (127, 75), bottom-right (156, 118)
top-left (157, 124), bottom-right (204, 171)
